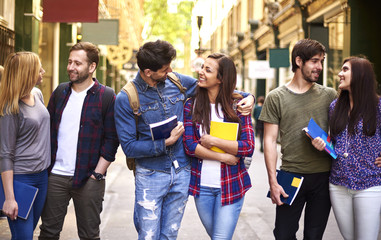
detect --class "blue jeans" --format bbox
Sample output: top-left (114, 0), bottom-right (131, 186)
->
top-left (194, 186), bottom-right (244, 240)
top-left (134, 164), bottom-right (190, 240)
top-left (7, 170), bottom-right (48, 240)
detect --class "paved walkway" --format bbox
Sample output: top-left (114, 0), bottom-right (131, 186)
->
top-left (1, 138), bottom-right (347, 239)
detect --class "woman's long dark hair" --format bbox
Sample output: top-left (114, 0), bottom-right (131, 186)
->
top-left (192, 53), bottom-right (242, 134)
top-left (330, 56), bottom-right (379, 137)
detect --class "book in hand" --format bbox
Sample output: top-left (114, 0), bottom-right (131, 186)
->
top-left (149, 115), bottom-right (178, 141)
top-left (0, 179), bottom-right (39, 220)
top-left (210, 121), bottom-right (239, 153)
top-left (302, 118), bottom-right (337, 159)
top-left (267, 170), bottom-right (304, 205)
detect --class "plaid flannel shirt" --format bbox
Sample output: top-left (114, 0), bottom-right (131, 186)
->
top-left (47, 78), bottom-right (119, 188)
top-left (183, 98), bottom-right (255, 206)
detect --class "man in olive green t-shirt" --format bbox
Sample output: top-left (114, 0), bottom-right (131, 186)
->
top-left (259, 39), bottom-right (337, 240)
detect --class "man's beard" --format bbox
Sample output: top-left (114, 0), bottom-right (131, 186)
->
top-left (301, 66), bottom-right (320, 83)
top-left (151, 75), bottom-right (167, 83)
top-left (68, 71), bottom-right (90, 84)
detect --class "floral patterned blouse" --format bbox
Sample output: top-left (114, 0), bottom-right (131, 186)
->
top-left (329, 98), bottom-right (381, 190)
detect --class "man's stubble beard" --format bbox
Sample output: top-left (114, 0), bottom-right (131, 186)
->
top-left (301, 66), bottom-right (320, 83)
top-left (68, 71), bottom-right (90, 85)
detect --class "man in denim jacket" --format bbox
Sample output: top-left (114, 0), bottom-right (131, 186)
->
top-left (114, 40), bottom-right (254, 239)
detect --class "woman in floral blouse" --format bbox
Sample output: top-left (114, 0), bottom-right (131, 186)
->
top-left (314, 56), bottom-right (381, 240)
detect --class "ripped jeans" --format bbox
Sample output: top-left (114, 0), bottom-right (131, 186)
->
top-left (134, 164), bottom-right (190, 240)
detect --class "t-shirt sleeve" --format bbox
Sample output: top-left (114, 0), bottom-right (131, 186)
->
top-left (33, 87), bottom-right (44, 104)
top-left (0, 114), bottom-right (18, 172)
top-left (258, 91), bottom-right (280, 125)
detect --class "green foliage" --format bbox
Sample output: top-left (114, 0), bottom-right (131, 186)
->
top-left (144, 0), bottom-right (193, 45)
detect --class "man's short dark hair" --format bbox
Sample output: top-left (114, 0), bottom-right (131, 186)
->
top-left (70, 42), bottom-right (99, 68)
top-left (136, 40), bottom-right (176, 72)
top-left (291, 39), bottom-right (326, 72)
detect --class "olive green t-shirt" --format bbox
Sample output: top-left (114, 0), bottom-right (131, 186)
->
top-left (259, 84), bottom-right (337, 173)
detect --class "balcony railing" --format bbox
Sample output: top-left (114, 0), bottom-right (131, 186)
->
top-left (0, 25), bottom-right (15, 66)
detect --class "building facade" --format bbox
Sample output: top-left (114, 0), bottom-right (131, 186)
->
top-left (192, 0), bottom-right (381, 97)
top-left (0, 0), bottom-right (144, 104)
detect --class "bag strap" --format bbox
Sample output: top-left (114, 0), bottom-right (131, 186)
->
top-left (122, 81), bottom-right (140, 116)
top-left (121, 73), bottom-right (186, 116)
top-left (101, 86), bottom-right (115, 120)
top-left (167, 72), bottom-right (187, 94)
top-left (121, 81), bottom-right (139, 138)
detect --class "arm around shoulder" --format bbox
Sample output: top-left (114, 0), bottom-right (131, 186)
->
top-left (183, 98), bottom-right (199, 156)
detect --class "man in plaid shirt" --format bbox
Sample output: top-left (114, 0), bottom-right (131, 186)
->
top-left (39, 42), bottom-right (119, 240)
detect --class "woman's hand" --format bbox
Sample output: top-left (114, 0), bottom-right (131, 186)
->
top-left (311, 137), bottom-right (326, 151)
top-left (199, 134), bottom-right (216, 149)
top-left (220, 153), bottom-right (240, 165)
top-left (375, 156), bottom-right (381, 167)
top-left (2, 199), bottom-right (18, 220)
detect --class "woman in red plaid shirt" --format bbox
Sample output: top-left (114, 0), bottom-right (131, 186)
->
top-left (183, 53), bottom-right (255, 239)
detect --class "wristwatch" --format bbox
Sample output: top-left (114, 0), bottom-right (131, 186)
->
top-left (92, 171), bottom-right (105, 181)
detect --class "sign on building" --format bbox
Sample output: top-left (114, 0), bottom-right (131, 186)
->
top-left (248, 60), bottom-right (274, 79)
top-left (269, 48), bottom-right (290, 68)
top-left (82, 19), bottom-right (119, 46)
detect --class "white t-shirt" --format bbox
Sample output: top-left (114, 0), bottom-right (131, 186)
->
top-left (52, 83), bottom-right (94, 176)
top-left (199, 103), bottom-right (223, 188)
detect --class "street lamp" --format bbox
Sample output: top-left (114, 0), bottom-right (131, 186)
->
top-left (195, 16), bottom-right (205, 56)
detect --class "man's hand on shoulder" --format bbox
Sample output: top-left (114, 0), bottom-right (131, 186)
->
top-left (237, 95), bottom-right (254, 116)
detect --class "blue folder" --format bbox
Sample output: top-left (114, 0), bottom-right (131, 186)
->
top-left (0, 178), bottom-right (39, 220)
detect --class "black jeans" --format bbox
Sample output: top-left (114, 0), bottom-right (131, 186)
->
top-left (273, 172), bottom-right (331, 240)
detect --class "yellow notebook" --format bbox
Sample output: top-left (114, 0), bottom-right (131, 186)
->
top-left (210, 121), bottom-right (239, 153)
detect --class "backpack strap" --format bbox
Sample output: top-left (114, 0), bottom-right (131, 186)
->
top-left (101, 86), bottom-right (115, 120)
top-left (121, 81), bottom-right (139, 173)
top-left (122, 81), bottom-right (140, 116)
top-left (167, 72), bottom-right (187, 94)
top-left (121, 73), bottom-right (185, 116)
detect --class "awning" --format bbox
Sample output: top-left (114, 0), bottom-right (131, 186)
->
top-left (42, 0), bottom-right (99, 23)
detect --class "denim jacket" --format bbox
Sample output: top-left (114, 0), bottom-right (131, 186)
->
top-left (114, 72), bottom-right (198, 173)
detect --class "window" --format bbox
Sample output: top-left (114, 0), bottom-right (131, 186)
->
top-left (327, 13), bottom-right (345, 89)
top-left (248, 0), bottom-right (254, 20)
top-left (0, 0), bottom-right (3, 16)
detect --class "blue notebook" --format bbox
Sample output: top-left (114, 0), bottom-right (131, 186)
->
top-left (0, 179), bottom-right (39, 220)
top-left (303, 118), bottom-right (337, 159)
top-left (267, 170), bottom-right (304, 205)
top-left (149, 115), bottom-right (178, 141)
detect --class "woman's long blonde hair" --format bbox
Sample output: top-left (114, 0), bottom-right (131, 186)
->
top-left (0, 52), bottom-right (41, 116)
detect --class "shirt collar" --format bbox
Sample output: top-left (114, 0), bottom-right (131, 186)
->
top-left (134, 71), bottom-right (166, 92)
top-left (88, 78), bottom-right (100, 95)
top-left (68, 78), bottom-right (100, 95)
top-left (134, 71), bottom-right (150, 92)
